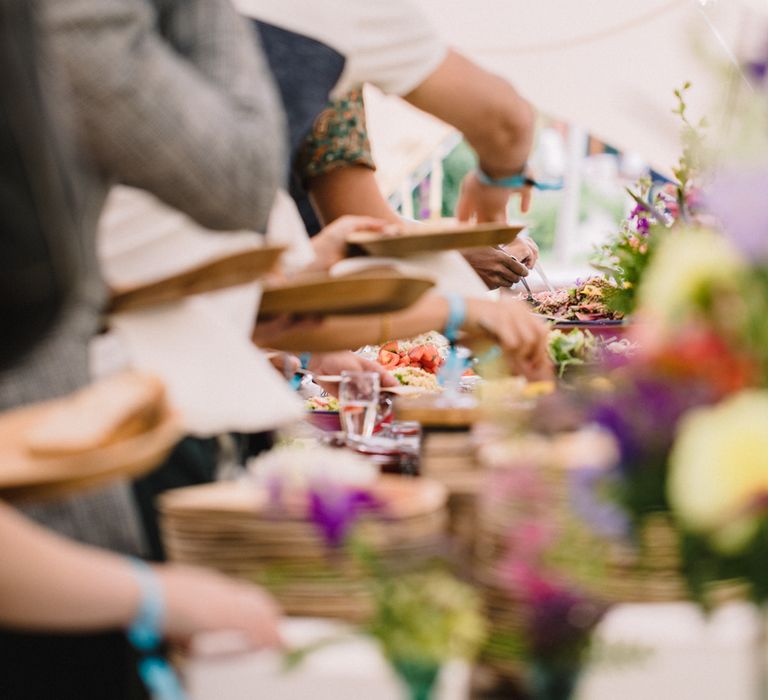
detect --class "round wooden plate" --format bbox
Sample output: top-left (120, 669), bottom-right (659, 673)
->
top-left (259, 271), bottom-right (434, 316)
top-left (109, 246), bottom-right (284, 313)
top-left (0, 400), bottom-right (183, 502)
top-left (347, 222), bottom-right (524, 257)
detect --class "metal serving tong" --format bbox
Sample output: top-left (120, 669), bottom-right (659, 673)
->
top-left (496, 244), bottom-right (534, 302)
top-left (535, 262), bottom-right (556, 293)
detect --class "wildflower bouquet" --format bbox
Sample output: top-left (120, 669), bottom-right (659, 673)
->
top-left (258, 443), bottom-right (486, 699)
top-left (478, 438), bottom-right (611, 698)
top-left (593, 83), bottom-right (708, 316)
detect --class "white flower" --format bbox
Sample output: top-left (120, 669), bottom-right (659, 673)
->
top-left (637, 228), bottom-right (745, 327)
top-left (668, 391), bottom-right (768, 553)
top-left (248, 442), bottom-right (377, 491)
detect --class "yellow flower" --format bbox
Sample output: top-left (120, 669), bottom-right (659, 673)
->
top-left (637, 228), bottom-right (745, 327)
top-left (668, 391), bottom-right (768, 553)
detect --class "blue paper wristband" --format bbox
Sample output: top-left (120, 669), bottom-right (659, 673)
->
top-left (476, 167), bottom-right (564, 191)
top-left (441, 293), bottom-right (466, 344)
top-left (126, 559), bottom-right (188, 700)
top-left (299, 352), bottom-right (312, 370)
top-left (476, 168), bottom-right (528, 189)
top-left (127, 558), bottom-right (164, 652)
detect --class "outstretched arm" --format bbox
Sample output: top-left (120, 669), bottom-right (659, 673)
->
top-left (0, 501), bottom-right (281, 647)
top-left (405, 50), bottom-right (535, 223)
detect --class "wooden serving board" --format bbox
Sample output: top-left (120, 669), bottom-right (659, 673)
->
top-left (259, 271), bottom-right (434, 316)
top-left (0, 400), bottom-right (183, 502)
top-left (109, 246), bottom-right (284, 313)
top-left (347, 222), bottom-right (523, 257)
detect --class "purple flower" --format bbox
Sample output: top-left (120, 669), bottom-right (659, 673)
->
top-left (568, 467), bottom-right (630, 540)
top-left (747, 60), bottom-right (768, 83)
top-left (636, 217), bottom-right (650, 235)
top-left (590, 375), bottom-right (715, 471)
top-left (706, 166), bottom-right (768, 260)
top-left (510, 565), bottom-right (606, 659)
top-left (629, 204), bottom-right (646, 219)
top-left (308, 482), bottom-right (383, 548)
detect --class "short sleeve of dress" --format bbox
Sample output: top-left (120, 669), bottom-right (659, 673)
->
top-left (295, 85), bottom-right (376, 184)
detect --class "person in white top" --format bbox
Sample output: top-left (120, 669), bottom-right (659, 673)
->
top-left (240, 0), bottom-right (448, 99)
top-left (236, 0), bottom-right (539, 285)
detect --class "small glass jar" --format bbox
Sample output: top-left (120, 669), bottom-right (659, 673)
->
top-left (389, 421), bottom-right (422, 476)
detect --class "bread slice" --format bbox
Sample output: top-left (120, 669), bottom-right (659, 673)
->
top-left (25, 372), bottom-right (166, 457)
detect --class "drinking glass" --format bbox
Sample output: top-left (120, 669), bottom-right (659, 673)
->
top-left (339, 371), bottom-right (380, 439)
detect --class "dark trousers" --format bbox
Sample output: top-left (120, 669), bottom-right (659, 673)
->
top-left (0, 630), bottom-right (148, 700)
top-left (133, 433), bottom-right (274, 561)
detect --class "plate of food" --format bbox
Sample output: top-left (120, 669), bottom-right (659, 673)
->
top-left (347, 221), bottom-right (524, 257)
top-left (524, 277), bottom-right (628, 338)
top-left (304, 395), bottom-right (341, 432)
top-left (260, 271), bottom-right (434, 316)
top-left (373, 336), bottom-right (446, 394)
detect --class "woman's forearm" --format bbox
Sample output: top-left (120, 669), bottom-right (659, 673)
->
top-left (0, 502), bottom-right (138, 632)
top-left (404, 50), bottom-right (534, 178)
top-left (257, 293), bottom-right (451, 352)
top-left (308, 166), bottom-right (403, 228)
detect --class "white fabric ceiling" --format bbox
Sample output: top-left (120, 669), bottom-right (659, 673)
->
top-left (368, 0), bottom-right (768, 192)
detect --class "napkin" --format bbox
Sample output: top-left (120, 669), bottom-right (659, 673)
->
top-left (110, 298), bottom-right (303, 437)
top-left (96, 186), bottom-right (303, 437)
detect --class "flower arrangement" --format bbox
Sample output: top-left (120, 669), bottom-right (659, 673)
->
top-left (667, 391), bottom-right (768, 605)
top-left (368, 570), bottom-right (486, 700)
top-left (477, 438), bottom-right (612, 698)
top-left (592, 84), bottom-right (708, 316)
top-left (263, 446), bottom-right (486, 699)
top-left (588, 330), bottom-right (749, 523)
top-left (576, 193), bottom-right (768, 606)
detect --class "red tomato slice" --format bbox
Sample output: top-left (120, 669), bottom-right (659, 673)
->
top-left (409, 346), bottom-right (425, 362)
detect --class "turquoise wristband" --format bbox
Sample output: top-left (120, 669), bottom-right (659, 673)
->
top-left (476, 168), bottom-right (528, 189)
top-left (441, 293), bottom-right (466, 343)
top-left (127, 559), bottom-right (188, 700)
top-left (127, 558), bottom-right (164, 652)
top-left (289, 353), bottom-right (312, 391)
top-left (476, 167), bottom-right (563, 191)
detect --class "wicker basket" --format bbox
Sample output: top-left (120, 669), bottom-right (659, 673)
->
top-left (159, 476), bottom-right (448, 622)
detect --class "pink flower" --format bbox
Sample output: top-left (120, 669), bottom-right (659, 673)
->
top-left (506, 521), bottom-right (558, 560)
top-left (686, 187), bottom-right (703, 213)
top-left (665, 200), bottom-right (680, 219)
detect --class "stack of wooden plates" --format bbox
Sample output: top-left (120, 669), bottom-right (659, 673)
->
top-left (420, 432), bottom-right (483, 564)
top-left (159, 476), bottom-right (448, 622)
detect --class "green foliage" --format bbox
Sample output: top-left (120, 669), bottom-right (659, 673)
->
top-left (671, 82), bottom-right (708, 198)
top-left (679, 521), bottom-right (768, 608)
top-left (547, 329), bottom-right (598, 378)
top-left (368, 570), bottom-right (487, 666)
top-left (594, 223), bottom-right (665, 316)
top-left (591, 83), bottom-right (707, 315)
